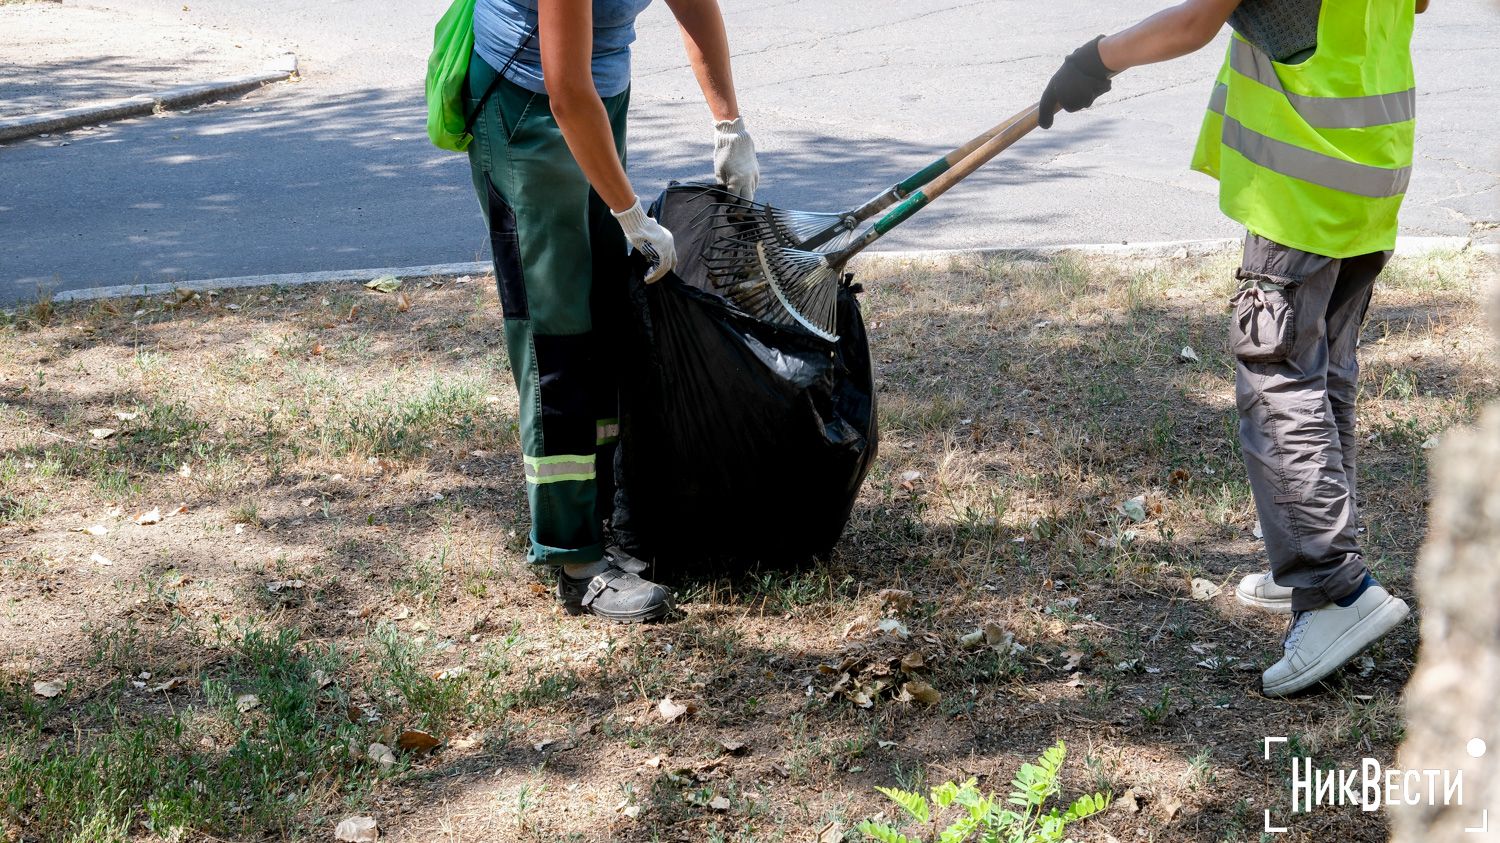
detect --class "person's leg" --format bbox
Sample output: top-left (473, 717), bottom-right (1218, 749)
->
top-left (589, 88), bottom-right (630, 532)
top-left (466, 58), bottom-right (605, 569)
top-left (1232, 234), bottom-right (1408, 696)
top-left (1234, 234), bottom-right (1366, 611)
top-left (1323, 250), bottom-right (1387, 520)
top-left (466, 59), bottom-right (668, 621)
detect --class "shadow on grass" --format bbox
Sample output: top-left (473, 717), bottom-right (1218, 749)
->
top-left (0, 252), bottom-right (1491, 841)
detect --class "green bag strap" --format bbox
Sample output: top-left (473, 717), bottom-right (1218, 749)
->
top-left (464, 26), bottom-right (537, 137)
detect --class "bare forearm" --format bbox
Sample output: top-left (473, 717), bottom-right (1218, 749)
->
top-left (540, 0), bottom-right (635, 211)
top-left (665, 0), bottom-right (740, 121)
top-left (1097, 0), bottom-right (1241, 72)
top-left (550, 92), bottom-right (636, 211)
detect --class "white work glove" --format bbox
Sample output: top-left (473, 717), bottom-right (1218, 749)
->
top-left (713, 116), bottom-right (759, 200)
top-left (612, 198), bottom-right (677, 284)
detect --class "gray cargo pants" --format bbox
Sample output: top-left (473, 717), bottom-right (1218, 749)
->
top-left (1231, 233), bottom-right (1390, 612)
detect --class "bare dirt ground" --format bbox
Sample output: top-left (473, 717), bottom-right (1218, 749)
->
top-left (0, 250), bottom-right (1494, 843)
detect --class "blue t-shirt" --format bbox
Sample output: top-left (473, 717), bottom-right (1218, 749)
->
top-left (473, 0), bottom-right (653, 98)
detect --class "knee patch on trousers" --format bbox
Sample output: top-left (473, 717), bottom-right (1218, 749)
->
top-left (533, 333), bottom-right (598, 458)
top-left (486, 181), bottom-right (529, 320)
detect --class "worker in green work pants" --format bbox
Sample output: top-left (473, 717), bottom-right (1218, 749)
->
top-left (1035, 0), bottom-right (1430, 695)
top-left (465, 0), bottom-right (759, 622)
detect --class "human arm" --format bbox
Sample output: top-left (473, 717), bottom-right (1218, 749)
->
top-left (538, 0), bottom-right (675, 280)
top-left (664, 0), bottom-right (759, 198)
top-left (1037, 0), bottom-right (1241, 128)
top-left (1097, 0), bottom-right (1244, 73)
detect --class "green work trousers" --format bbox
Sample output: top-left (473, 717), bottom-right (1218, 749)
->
top-left (464, 52), bottom-right (630, 567)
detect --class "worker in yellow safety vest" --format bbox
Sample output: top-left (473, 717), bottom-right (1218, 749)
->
top-left (1037, 0), bottom-right (1429, 697)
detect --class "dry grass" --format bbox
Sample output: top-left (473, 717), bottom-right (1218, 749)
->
top-left (0, 249), bottom-right (1494, 843)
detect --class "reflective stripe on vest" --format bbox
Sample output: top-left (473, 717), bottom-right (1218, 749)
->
top-left (1190, 0), bottom-right (1416, 258)
top-left (1227, 39), bottom-right (1415, 129)
top-left (1207, 98), bottom-right (1413, 198)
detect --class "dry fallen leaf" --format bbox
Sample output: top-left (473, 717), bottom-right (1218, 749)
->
top-left (90, 552), bottom-right (114, 567)
top-left (450, 733), bottom-right (482, 751)
top-left (877, 588), bottom-right (914, 613)
top-left (178, 463), bottom-right (193, 478)
top-left (817, 822), bottom-right (844, 843)
top-left (657, 697), bottom-right (693, 723)
top-left (1190, 578), bottom-right (1222, 601)
top-left (396, 292), bottom-right (411, 313)
top-left (718, 738), bottom-right (748, 756)
top-left (896, 679), bottom-right (941, 706)
top-left (311, 342), bottom-right (325, 356)
top-left (235, 693), bottom-right (260, 713)
top-left (165, 503), bottom-right (188, 517)
top-left (397, 729), bottom-right (441, 753)
top-left (367, 742), bottom-right (396, 770)
top-left (311, 669), bottom-right (333, 689)
top-left (33, 679), bottom-right (65, 698)
top-left (708, 795), bottom-right (731, 812)
top-left (80, 524), bottom-right (109, 537)
top-left (135, 508), bottom-right (162, 525)
top-left (364, 275), bottom-right (401, 294)
top-left (334, 815), bottom-right (379, 842)
top-left (114, 411), bottom-right (139, 422)
top-left (89, 428), bottom-right (116, 440)
top-left (266, 579), bottom-right (306, 594)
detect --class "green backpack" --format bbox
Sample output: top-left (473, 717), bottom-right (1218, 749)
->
top-left (424, 0), bottom-right (534, 152)
top-left (425, 0), bottom-right (481, 152)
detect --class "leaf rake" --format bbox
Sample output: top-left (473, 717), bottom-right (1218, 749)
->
top-left (704, 104), bottom-right (1041, 341)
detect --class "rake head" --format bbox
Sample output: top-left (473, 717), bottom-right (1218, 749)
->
top-left (704, 236), bottom-right (842, 342)
top-left (702, 198), bottom-right (862, 254)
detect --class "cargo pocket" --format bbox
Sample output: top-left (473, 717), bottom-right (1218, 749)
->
top-left (486, 181), bottom-right (529, 320)
top-left (1229, 269), bottom-right (1297, 364)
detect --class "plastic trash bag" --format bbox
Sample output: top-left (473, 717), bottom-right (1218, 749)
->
top-left (611, 183), bottom-right (878, 566)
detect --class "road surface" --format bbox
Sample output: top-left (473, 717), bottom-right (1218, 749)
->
top-left (1, 0), bottom-right (1494, 302)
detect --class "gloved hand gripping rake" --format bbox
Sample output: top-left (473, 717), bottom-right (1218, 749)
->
top-left (704, 104), bottom-right (1041, 341)
top-left (707, 107), bottom-right (1037, 255)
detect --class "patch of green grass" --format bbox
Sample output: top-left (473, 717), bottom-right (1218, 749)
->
top-left (325, 378), bottom-right (502, 458)
top-left (0, 623), bottom-right (373, 842)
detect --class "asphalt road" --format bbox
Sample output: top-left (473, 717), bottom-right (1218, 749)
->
top-left (2, 0), bottom-right (1495, 302)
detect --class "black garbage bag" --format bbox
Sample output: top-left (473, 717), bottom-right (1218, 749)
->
top-left (612, 183), bottom-right (878, 566)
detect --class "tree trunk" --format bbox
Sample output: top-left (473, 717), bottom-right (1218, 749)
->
top-left (1391, 293), bottom-right (1500, 841)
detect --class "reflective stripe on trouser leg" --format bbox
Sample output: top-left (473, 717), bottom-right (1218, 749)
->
top-left (463, 50), bottom-right (631, 567)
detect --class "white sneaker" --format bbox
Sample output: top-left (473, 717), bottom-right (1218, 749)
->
top-left (1236, 571), bottom-right (1294, 614)
top-left (1261, 582), bottom-right (1409, 697)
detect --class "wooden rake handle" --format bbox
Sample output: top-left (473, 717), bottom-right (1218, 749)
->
top-left (833, 104), bottom-right (1040, 260)
top-left (916, 103), bottom-right (1040, 207)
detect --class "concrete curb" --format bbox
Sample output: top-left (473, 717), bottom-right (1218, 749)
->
top-left (49, 261), bottom-right (489, 305)
top-left (41, 235), bottom-right (1493, 307)
top-left (0, 54), bottom-right (299, 143)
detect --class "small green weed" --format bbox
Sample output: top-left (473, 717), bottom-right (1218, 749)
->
top-left (857, 741), bottom-right (1110, 843)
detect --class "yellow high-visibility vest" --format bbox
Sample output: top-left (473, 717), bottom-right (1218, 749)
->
top-left (1191, 1), bottom-right (1416, 258)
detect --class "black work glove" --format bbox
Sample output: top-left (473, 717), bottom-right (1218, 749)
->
top-left (1039, 35), bottom-right (1114, 129)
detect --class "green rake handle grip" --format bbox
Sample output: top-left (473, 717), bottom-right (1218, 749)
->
top-left (845, 112), bottom-right (1030, 224)
top-left (834, 104), bottom-right (1041, 261)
